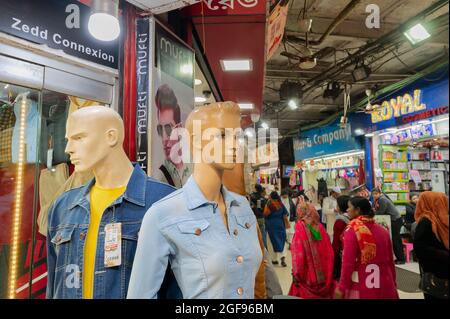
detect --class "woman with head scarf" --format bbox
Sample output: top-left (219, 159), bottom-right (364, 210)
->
top-left (413, 191), bottom-right (449, 300)
top-left (264, 191), bottom-right (289, 267)
top-left (334, 196), bottom-right (399, 299)
top-left (288, 196), bottom-right (335, 299)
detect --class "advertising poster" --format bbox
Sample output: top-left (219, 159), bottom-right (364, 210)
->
top-left (150, 21), bottom-right (195, 188)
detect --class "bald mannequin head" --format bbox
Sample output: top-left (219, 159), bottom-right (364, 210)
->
top-left (65, 106), bottom-right (126, 172)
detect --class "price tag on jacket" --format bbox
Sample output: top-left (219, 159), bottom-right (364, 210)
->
top-left (104, 223), bottom-right (121, 268)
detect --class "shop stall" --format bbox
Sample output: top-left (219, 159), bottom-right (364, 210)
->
top-left (293, 118), bottom-right (366, 196)
top-left (354, 73), bottom-right (449, 215)
top-left (0, 0), bottom-right (120, 299)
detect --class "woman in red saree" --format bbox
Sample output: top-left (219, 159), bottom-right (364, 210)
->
top-left (288, 196), bottom-right (335, 299)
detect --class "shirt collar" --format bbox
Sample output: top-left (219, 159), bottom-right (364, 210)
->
top-left (68, 163), bottom-right (147, 210)
top-left (183, 175), bottom-right (240, 211)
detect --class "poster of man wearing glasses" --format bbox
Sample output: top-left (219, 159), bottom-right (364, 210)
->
top-left (151, 22), bottom-right (194, 188)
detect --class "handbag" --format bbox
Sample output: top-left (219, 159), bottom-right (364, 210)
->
top-left (283, 214), bottom-right (291, 229)
top-left (419, 269), bottom-right (449, 299)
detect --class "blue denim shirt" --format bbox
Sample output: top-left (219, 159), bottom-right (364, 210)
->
top-left (127, 176), bottom-right (263, 299)
top-left (46, 164), bottom-right (180, 299)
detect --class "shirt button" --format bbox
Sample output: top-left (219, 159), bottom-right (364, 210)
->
top-left (236, 256), bottom-right (244, 263)
top-left (245, 222), bottom-right (251, 229)
top-left (79, 232), bottom-right (86, 240)
top-left (233, 229), bottom-right (238, 236)
top-left (237, 287), bottom-right (244, 295)
top-left (194, 228), bottom-right (202, 236)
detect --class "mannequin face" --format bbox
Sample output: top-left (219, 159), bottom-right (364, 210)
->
top-left (65, 107), bottom-right (123, 172)
top-left (188, 102), bottom-right (242, 171)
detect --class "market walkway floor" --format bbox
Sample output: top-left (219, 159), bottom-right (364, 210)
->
top-left (273, 247), bottom-right (424, 299)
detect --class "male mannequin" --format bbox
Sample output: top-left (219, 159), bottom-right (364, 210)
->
top-left (127, 102), bottom-right (265, 299)
top-left (46, 106), bottom-right (178, 299)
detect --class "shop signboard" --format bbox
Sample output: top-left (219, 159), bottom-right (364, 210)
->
top-left (136, 18), bottom-right (151, 173)
top-left (0, 0), bottom-right (119, 68)
top-left (293, 121), bottom-right (362, 161)
top-left (266, 0), bottom-right (289, 61)
top-left (351, 76), bottom-right (449, 134)
top-left (151, 20), bottom-right (195, 188)
top-left (186, 0), bottom-right (267, 16)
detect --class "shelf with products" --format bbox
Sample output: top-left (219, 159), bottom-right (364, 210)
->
top-left (383, 169), bottom-right (409, 172)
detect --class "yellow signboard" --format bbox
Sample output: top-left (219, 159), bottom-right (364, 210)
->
top-left (371, 89), bottom-right (426, 123)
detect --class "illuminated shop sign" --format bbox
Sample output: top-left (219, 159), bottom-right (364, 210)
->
top-left (371, 89), bottom-right (426, 123)
top-left (401, 106), bottom-right (449, 123)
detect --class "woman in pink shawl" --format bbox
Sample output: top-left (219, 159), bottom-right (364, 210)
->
top-left (288, 196), bottom-right (335, 299)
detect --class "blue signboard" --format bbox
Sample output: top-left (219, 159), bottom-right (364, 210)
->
top-left (293, 121), bottom-right (362, 161)
top-left (351, 75), bottom-right (449, 134)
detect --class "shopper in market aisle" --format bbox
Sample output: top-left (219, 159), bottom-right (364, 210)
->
top-left (322, 187), bottom-right (341, 237)
top-left (250, 184), bottom-right (268, 248)
top-left (289, 196), bottom-right (335, 299)
top-left (413, 191), bottom-right (449, 300)
top-left (372, 188), bottom-right (406, 264)
top-left (334, 197), bottom-right (399, 299)
top-left (332, 195), bottom-right (351, 280)
top-left (264, 191), bottom-right (289, 267)
top-left (280, 188), bottom-right (297, 250)
top-left (405, 194), bottom-right (419, 231)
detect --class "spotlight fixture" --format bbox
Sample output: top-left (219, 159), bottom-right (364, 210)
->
top-left (323, 82), bottom-right (342, 100)
top-left (352, 63), bottom-right (371, 82)
top-left (404, 23), bottom-right (431, 45)
top-left (88, 0), bottom-right (120, 41)
top-left (261, 122), bottom-right (269, 130)
top-left (279, 80), bottom-right (303, 102)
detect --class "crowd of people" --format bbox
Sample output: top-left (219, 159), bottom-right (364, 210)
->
top-left (248, 185), bottom-right (449, 299)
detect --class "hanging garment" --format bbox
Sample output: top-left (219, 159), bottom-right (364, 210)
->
top-left (0, 103), bottom-right (15, 163)
top-left (289, 170), bottom-right (297, 187)
top-left (358, 158), bottom-right (365, 185)
top-left (317, 178), bottom-right (328, 197)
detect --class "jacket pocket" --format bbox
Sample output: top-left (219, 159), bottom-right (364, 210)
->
top-left (176, 219), bottom-right (210, 234)
top-left (50, 226), bottom-right (76, 272)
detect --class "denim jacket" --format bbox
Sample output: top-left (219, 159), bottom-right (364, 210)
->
top-left (46, 164), bottom-right (180, 299)
top-left (127, 176), bottom-right (263, 299)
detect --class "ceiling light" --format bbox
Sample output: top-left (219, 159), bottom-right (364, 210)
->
top-left (261, 122), bottom-right (269, 130)
top-left (88, 0), bottom-right (120, 42)
top-left (195, 97), bottom-right (207, 103)
top-left (238, 103), bottom-right (254, 110)
top-left (365, 133), bottom-right (374, 137)
top-left (194, 79), bottom-right (202, 86)
top-left (4, 84), bottom-right (9, 89)
top-left (404, 23), bottom-right (431, 45)
top-left (288, 99), bottom-right (298, 110)
top-left (245, 130), bottom-right (254, 138)
top-left (220, 59), bottom-right (252, 71)
top-left (354, 128), bottom-right (365, 136)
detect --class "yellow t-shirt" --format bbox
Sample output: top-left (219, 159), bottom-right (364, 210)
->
top-left (83, 184), bottom-right (126, 299)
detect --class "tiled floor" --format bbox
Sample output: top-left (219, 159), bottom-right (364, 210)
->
top-left (272, 247), bottom-right (424, 299)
